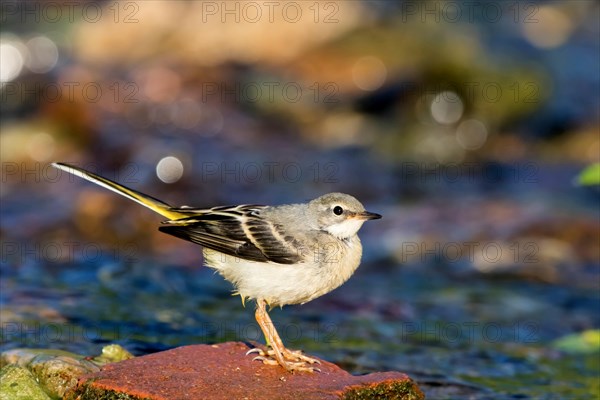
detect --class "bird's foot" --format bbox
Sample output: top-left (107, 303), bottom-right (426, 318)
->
top-left (246, 347), bottom-right (321, 372)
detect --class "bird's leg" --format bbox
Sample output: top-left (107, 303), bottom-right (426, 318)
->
top-left (250, 299), bottom-right (320, 372)
top-left (254, 299), bottom-right (286, 367)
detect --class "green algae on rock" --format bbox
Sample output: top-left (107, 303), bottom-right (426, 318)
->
top-left (0, 364), bottom-right (52, 400)
top-left (29, 355), bottom-right (100, 399)
top-left (92, 343), bottom-right (135, 364)
top-left (0, 345), bottom-right (133, 399)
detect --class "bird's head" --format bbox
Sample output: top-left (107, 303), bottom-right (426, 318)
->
top-left (309, 193), bottom-right (381, 239)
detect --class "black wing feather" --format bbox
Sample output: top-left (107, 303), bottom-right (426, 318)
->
top-left (158, 205), bottom-right (302, 264)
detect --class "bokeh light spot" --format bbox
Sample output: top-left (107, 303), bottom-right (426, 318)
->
top-left (137, 66), bottom-right (181, 103)
top-left (27, 132), bottom-right (56, 161)
top-left (456, 119), bottom-right (488, 150)
top-left (170, 99), bottom-right (202, 130)
top-left (352, 56), bottom-right (387, 91)
top-left (156, 156), bottom-right (184, 183)
top-left (25, 36), bottom-right (59, 73)
top-left (416, 130), bottom-right (465, 164)
top-left (0, 41), bottom-right (25, 82)
top-left (430, 91), bottom-right (463, 125)
top-left (522, 6), bottom-right (573, 49)
top-left (200, 107), bottom-right (224, 137)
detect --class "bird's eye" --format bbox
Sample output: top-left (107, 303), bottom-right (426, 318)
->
top-left (333, 206), bottom-right (344, 215)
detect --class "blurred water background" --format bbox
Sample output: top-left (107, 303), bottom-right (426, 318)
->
top-left (1, 1), bottom-right (599, 398)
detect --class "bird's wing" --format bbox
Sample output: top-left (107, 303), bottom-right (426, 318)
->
top-left (158, 205), bottom-right (303, 264)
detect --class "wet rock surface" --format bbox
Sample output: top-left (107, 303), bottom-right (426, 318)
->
top-left (67, 342), bottom-right (424, 400)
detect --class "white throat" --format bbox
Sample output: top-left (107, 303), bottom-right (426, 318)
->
top-left (325, 219), bottom-right (365, 239)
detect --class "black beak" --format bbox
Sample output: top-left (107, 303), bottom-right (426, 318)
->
top-left (355, 211), bottom-right (382, 220)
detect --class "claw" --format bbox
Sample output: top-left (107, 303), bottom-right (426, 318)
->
top-left (246, 346), bottom-right (322, 372)
top-left (287, 364), bottom-right (321, 373)
top-left (281, 349), bottom-right (321, 365)
top-left (245, 348), bottom-right (264, 356)
top-left (252, 356), bottom-right (278, 365)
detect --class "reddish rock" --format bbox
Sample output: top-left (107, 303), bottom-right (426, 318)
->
top-left (66, 342), bottom-right (423, 400)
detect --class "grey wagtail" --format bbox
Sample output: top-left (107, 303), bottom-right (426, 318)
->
top-left (52, 162), bottom-right (381, 372)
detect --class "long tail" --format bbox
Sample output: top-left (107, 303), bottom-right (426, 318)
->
top-left (52, 162), bottom-right (185, 220)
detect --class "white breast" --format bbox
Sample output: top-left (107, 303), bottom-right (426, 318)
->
top-left (203, 235), bottom-right (363, 306)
